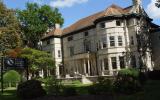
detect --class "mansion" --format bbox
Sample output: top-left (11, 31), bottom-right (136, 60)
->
top-left (41, 0), bottom-right (160, 78)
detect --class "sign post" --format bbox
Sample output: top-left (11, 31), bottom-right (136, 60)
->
top-left (1, 57), bottom-right (28, 93)
top-left (1, 57), bottom-right (4, 94)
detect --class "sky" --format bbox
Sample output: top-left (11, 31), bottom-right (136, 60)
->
top-left (3, 0), bottom-right (160, 28)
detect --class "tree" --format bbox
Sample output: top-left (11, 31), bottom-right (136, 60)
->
top-left (3, 70), bottom-right (21, 87)
top-left (17, 3), bottom-right (64, 48)
top-left (19, 48), bottom-right (55, 78)
top-left (155, 0), bottom-right (160, 8)
top-left (0, 1), bottom-right (21, 55)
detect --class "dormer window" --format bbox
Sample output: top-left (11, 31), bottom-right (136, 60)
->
top-left (68, 36), bottom-right (73, 41)
top-left (116, 20), bottom-right (121, 26)
top-left (84, 31), bottom-right (89, 36)
top-left (100, 22), bottom-right (105, 28)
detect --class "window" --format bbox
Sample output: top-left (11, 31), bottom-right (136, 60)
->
top-left (69, 46), bottom-right (74, 56)
top-left (84, 31), bottom-right (89, 36)
top-left (100, 22), bottom-right (105, 28)
top-left (58, 50), bottom-right (61, 57)
top-left (102, 37), bottom-right (107, 48)
top-left (68, 36), bottom-right (73, 41)
top-left (116, 20), bottom-right (121, 26)
top-left (118, 36), bottom-right (123, 46)
top-left (131, 36), bottom-right (134, 45)
top-left (131, 55), bottom-right (137, 68)
top-left (84, 40), bottom-right (91, 52)
top-left (119, 56), bottom-right (125, 69)
top-left (104, 58), bottom-right (109, 70)
top-left (111, 57), bottom-right (117, 69)
top-left (46, 40), bottom-right (50, 45)
top-left (110, 36), bottom-right (115, 47)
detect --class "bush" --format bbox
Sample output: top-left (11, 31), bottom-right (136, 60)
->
top-left (148, 70), bottom-right (160, 80)
top-left (63, 87), bottom-right (77, 96)
top-left (88, 77), bottom-right (113, 95)
top-left (118, 68), bottom-right (139, 79)
top-left (3, 70), bottom-right (21, 87)
top-left (17, 80), bottom-right (46, 99)
top-left (114, 68), bottom-right (142, 94)
top-left (45, 76), bottom-right (63, 96)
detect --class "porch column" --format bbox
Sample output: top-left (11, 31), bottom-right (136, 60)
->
top-left (87, 59), bottom-right (90, 76)
top-left (83, 59), bottom-right (86, 75)
top-left (101, 59), bottom-right (104, 76)
top-left (117, 56), bottom-right (121, 70)
top-left (109, 57), bottom-right (113, 75)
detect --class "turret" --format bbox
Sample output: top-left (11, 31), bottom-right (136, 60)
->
top-left (131, 0), bottom-right (142, 13)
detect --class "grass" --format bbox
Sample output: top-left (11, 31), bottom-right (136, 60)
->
top-left (1, 80), bottom-right (160, 100)
top-left (0, 87), bottom-right (19, 100)
top-left (115, 80), bottom-right (160, 100)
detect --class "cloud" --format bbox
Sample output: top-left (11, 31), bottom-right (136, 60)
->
top-left (32, 0), bottom-right (47, 5)
top-left (49, 0), bottom-right (89, 8)
top-left (147, 0), bottom-right (160, 19)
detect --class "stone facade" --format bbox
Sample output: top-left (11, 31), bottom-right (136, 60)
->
top-left (41, 1), bottom-right (158, 78)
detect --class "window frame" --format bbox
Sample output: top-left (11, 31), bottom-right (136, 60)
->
top-left (116, 20), bottom-right (121, 26)
top-left (67, 36), bottom-right (73, 41)
top-left (58, 50), bottom-right (61, 58)
top-left (119, 56), bottom-right (125, 69)
top-left (100, 22), bottom-right (105, 28)
top-left (111, 57), bottom-right (117, 69)
top-left (118, 36), bottom-right (123, 46)
top-left (104, 58), bottom-right (109, 70)
top-left (101, 37), bottom-right (107, 49)
top-left (131, 36), bottom-right (134, 45)
top-left (46, 39), bottom-right (50, 45)
top-left (110, 36), bottom-right (115, 47)
top-left (84, 31), bottom-right (89, 37)
top-left (69, 46), bottom-right (74, 56)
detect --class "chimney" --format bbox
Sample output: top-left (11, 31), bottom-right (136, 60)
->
top-left (132, 0), bottom-right (142, 6)
top-left (55, 23), bottom-right (60, 29)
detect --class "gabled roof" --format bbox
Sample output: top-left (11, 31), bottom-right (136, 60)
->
top-left (42, 28), bottom-right (62, 40)
top-left (62, 4), bottom-right (133, 35)
top-left (42, 4), bottom-right (151, 39)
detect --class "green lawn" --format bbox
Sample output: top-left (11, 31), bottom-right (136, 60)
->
top-left (0, 80), bottom-right (160, 100)
top-left (0, 87), bottom-right (19, 100)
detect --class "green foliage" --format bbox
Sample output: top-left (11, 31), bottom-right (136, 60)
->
top-left (63, 87), bottom-right (77, 96)
top-left (17, 3), bottom-right (64, 48)
top-left (156, 0), bottom-right (160, 8)
top-left (19, 47), bottom-right (55, 76)
top-left (45, 76), bottom-right (63, 96)
top-left (114, 68), bottom-right (142, 94)
top-left (17, 80), bottom-right (46, 99)
top-left (88, 78), bottom-right (113, 95)
top-left (3, 70), bottom-right (21, 87)
top-left (0, 2), bottom-right (21, 53)
top-left (118, 68), bottom-right (139, 78)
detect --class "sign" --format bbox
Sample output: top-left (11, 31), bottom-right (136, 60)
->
top-left (1, 57), bottom-right (29, 94)
top-left (4, 57), bottom-right (27, 69)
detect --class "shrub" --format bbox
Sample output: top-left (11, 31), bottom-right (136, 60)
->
top-left (63, 87), bottom-right (77, 96)
top-left (17, 80), bottom-right (46, 99)
top-left (148, 70), bottom-right (160, 80)
top-left (118, 68), bottom-right (139, 79)
top-left (88, 77), bottom-right (113, 95)
top-left (3, 70), bottom-right (21, 87)
top-left (138, 72), bottom-right (147, 85)
top-left (45, 76), bottom-right (63, 96)
top-left (114, 68), bottom-right (142, 94)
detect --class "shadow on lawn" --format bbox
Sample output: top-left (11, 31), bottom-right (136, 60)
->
top-left (0, 88), bottom-right (18, 100)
